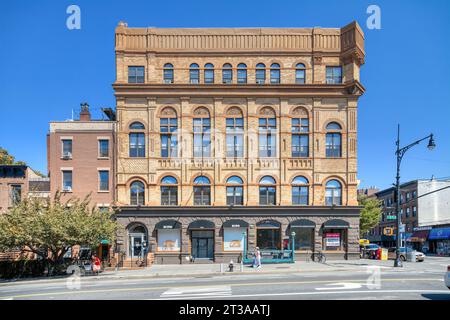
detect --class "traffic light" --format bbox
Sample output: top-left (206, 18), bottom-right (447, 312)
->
top-left (383, 227), bottom-right (394, 236)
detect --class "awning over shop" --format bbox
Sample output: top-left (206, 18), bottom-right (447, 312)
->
top-left (289, 219), bottom-right (316, 228)
top-left (323, 219), bottom-right (349, 229)
top-left (406, 230), bottom-right (430, 242)
top-left (188, 220), bottom-right (215, 229)
top-left (428, 227), bottom-right (450, 240)
top-left (256, 220), bottom-right (281, 229)
top-left (155, 220), bottom-right (181, 230)
top-left (223, 219), bottom-right (249, 228)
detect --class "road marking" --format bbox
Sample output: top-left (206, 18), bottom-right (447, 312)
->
top-left (152, 289), bottom-right (450, 300)
top-left (160, 286), bottom-right (231, 299)
top-left (0, 278), bottom-right (443, 300)
top-left (315, 282), bottom-right (364, 290)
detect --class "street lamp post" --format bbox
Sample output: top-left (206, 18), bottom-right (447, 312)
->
top-left (393, 124), bottom-right (435, 267)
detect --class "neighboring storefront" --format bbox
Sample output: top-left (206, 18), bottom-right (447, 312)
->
top-left (427, 227), bottom-right (450, 256)
top-left (406, 226), bottom-right (431, 252)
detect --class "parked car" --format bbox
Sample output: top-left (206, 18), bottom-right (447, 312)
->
top-left (399, 247), bottom-right (425, 262)
top-left (360, 244), bottom-right (380, 259)
top-left (445, 266), bottom-right (450, 289)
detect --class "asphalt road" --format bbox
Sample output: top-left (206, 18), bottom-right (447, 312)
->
top-left (1, 258), bottom-right (449, 300)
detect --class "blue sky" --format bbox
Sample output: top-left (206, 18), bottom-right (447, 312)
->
top-left (1, 0), bottom-right (449, 190)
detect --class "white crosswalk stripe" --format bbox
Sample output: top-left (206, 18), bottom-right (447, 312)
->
top-left (160, 286), bottom-right (232, 299)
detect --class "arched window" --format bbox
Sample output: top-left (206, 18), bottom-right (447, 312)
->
top-left (226, 107), bottom-right (244, 158)
top-left (295, 63), bottom-right (306, 84)
top-left (160, 108), bottom-right (177, 158)
top-left (130, 181), bottom-right (145, 205)
top-left (292, 176), bottom-right (309, 205)
top-left (222, 63), bottom-right (233, 84)
top-left (259, 176), bottom-right (276, 205)
top-left (163, 63), bottom-right (174, 83)
top-left (204, 63), bottom-right (214, 84)
top-left (161, 176), bottom-right (178, 205)
top-left (189, 63), bottom-right (200, 84)
top-left (326, 122), bottom-right (342, 158)
top-left (237, 63), bottom-right (247, 84)
top-left (256, 63), bottom-right (266, 84)
top-left (270, 63), bottom-right (280, 84)
top-left (226, 176), bottom-right (243, 206)
top-left (193, 176), bottom-right (211, 205)
top-left (193, 108), bottom-right (211, 158)
top-left (259, 107), bottom-right (277, 157)
top-left (129, 122), bottom-right (145, 157)
top-left (325, 180), bottom-right (342, 206)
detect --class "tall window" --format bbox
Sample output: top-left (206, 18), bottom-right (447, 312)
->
top-left (193, 110), bottom-right (211, 158)
top-left (62, 170), bottom-right (72, 192)
top-left (259, 110), bottom-right (277, 157)
top-left (270, 63), bottom-right (280, 84)
top-left (130, 181), bottom-right (145, 206)
top-left (295, 63), bottom-right (306, 84)
top-left (10, 185), bottom-right (22, 206)
top-left (189, 63), bottom-right (200, 84)
top-left (259, 176), bottom-right (276, 205)
top-left (292, 176), bottom-right (309, 205)
top-left (222, 63), bottom-right (233, 84)
top-left (226, 176), bottom-right (243, 206)
top-left (326, 66), bottom-right (342, 84)
top-left (99, 170), bottom-right (109, 191)
top-left (193, 176), bottom-right (211, 205)
top-left (326, 122), bottom-right (342, 158)
top-left (129, 122), bottom-right (145, 157)
top-left (62, 139), bottom-right (72, 158)
top-left (226, 111), bottom-right (244, 158)
top-left (161, 176), bottom-right (178, 206)
top-left (256, 63), bottom-right (266, 84)
top-left (237, 63), bottom-right (247, 84)
top-left (128, 66), bottom-right (145, 83)
top-left (325, 180), bottom-right (342, 206)
top-left (292, 118), bottom-right (309, 157)
top-left (160, 111), bottom-right (178, 158)
top-left (98, 139), bottom-right (109, 158)
top-left (204, 63), bottom-right (214, 84)
top-left (163, 63), bottom-right (174, 83)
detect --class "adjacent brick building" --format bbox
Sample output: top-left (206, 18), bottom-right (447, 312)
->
top-left (112, 21), bottom-right (366, 264)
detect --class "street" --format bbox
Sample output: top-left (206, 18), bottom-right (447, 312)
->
top-left (0, 257), bottom-right (449, 300)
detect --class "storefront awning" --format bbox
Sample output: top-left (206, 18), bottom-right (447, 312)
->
top-left (188, 220), bottom-right (215, 229)
top-left (428, 227), bottom-right (450, 240)
top-left (223, 219), bottom-right (249, 228)
top-left (323, 219), bottom-right (349, 229)
top-left (407, 230), bottom-right (430, 242)
top-left (289, 219), bottom-right (316, 228)
top-left (155, 220), bottom-right (181, 230)
top-left (256, 220), bottom-right (281, 229)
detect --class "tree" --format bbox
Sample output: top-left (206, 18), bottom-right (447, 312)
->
top-left (0, 147), bottom-right (15, 164)
top-left (0, 193), bottom-right (117, 275)
top-left (359, 195), bottom-right (382, 238)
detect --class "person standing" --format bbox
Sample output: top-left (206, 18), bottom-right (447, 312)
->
top-left (255, 247), bottom-right (261, 269)
top-left (92, 254), bottom-right (101, 275)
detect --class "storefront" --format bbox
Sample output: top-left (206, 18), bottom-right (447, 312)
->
top-left (428, 227), bottom-right (450, 256)
top-left (222, 219), bottom-right (248, 252)
top-left (321, 219), bottom-right (348, 258)
top-left (406, 227), bottom-right (430, 252)
top-left (188, 220), bottom-right (215, 260)
top-left (289, 219), bottom-right (315, 252)
top-left (256, 220), bottom-right (281, 250)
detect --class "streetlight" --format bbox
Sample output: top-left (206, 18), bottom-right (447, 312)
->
top-left (393, 124), bottom-right (435, 267)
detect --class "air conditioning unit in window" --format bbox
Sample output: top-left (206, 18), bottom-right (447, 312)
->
top-left (256, 79), bottom-right (265, 85)
top-left (164, 79), bottom-right (173, 84)
top-left (62, 152), bottom-right (72, 159)
top-left (190, 79), bottom-right (199, 84)
top-left (223, 79), bottom-right (232, 84)
top-left (63, 186), bottom-right (72, 192)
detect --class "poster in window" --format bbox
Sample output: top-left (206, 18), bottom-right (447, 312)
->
top-left (223, 227), bottom-right (246, 251)
top-left (325, 233), bottom-right (340, 247)
top-left (157, 229), bottom-right (180, 252)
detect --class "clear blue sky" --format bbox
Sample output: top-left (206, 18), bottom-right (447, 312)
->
top-left (1, 0), bottom-right (449, 190)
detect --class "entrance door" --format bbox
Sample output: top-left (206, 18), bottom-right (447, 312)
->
top-left (191, 230), bottom-right (214, 259)
top-left (130, 234), bottom-right (145, 258)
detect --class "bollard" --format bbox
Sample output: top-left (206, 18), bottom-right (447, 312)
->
top-left (220, 263), bottom-right (223, 273)
top-left (240, 261), bottom-right (243, 272)
top-left (229, 260), bottom-right (234, 272)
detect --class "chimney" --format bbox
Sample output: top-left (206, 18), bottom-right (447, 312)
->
top-left (79, 102), bottom-right (91, 121)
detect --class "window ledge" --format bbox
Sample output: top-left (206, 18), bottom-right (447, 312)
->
top-left (97, 157), bottom-right (110, 160)
top-left (98, 190), bottom-right (110, 193)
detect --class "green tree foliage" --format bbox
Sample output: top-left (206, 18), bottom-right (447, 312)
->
top-left (0, 193), bottom-right (117, 274)
top-left (0, 147), bottom-right (16, 164)
top-left (359, 195), bottom-right (382, 237)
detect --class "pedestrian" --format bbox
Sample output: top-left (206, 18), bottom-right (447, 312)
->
top-left (92, 254), bottom-right (101, 275)
top-left (255, 247), bottom-right (261, 269)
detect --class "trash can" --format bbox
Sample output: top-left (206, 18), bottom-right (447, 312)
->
top-left (381, 248), bottom-right (388, 261)
top-left (406, 251), bottom-right (415, 262)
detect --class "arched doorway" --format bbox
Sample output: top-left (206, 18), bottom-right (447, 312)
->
top-left (128, 224), bottom-right (148, 259)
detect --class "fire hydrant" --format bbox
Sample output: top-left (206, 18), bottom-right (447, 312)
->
top-left (229, 260), bottom-right (234, 272)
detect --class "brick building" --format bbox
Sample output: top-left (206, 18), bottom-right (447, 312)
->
top-left (112, 21), bottom-right (366, 264)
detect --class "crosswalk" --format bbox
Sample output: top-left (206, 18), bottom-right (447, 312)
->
top-left (160, 285), bottom-right (232, 299)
